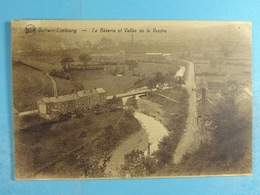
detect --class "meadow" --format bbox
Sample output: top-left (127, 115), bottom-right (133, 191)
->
top-left (12, 61), bottom-right (53, 111)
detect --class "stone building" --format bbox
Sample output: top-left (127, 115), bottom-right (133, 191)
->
top-left (37, 88), bottom-right (106, 119)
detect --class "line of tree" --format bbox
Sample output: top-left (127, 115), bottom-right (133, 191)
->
top-left (61, 53), bottom-right (91, 70)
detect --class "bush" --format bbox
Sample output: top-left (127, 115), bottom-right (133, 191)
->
top-left (125, 97), bottom-right (138, 109)
top-left (50, 69), bottom-right (72, 80)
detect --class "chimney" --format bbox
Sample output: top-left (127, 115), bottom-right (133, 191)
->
top-left (147, 142), bottom-right (151, 157)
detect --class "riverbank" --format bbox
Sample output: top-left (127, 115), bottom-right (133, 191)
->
top-left (105, 127), bottom-right (148, 177)
top-left (105, 97), bottom-right (170, 177)
top-left (136, 98), bottom-right (169, 125)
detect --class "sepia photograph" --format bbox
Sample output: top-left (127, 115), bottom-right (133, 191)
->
top-left (12, 20), bottom-right (252, 179)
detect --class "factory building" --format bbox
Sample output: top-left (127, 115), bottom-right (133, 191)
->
top-left (37, 88), bottom-right (106, 120)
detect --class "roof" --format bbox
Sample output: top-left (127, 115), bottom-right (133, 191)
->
top-left (162, 53), bottom-right (171, 56)
top-left (41, 94), bottom-right (79, 103)
top-left (144, 53), bottom-right (163, 56)
top-left (39, 88), bottom-right (106, 103)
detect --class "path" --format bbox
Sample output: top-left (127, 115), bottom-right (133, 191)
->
top-left (46, 73), bottom-right (58, 96)
top-left (173, 60), bottom-right (198, 164)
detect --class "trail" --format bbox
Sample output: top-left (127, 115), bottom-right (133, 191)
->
top-left (173, 60), bottom-right (199, 164)
top-left (46, 73), bottom-right (58, 96)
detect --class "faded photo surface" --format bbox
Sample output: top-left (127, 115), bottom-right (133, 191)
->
top-left (12, 20), bottom-right (252, 179)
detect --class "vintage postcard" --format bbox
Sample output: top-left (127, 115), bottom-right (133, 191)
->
top-left (12, 20), bottom-right (252, 179)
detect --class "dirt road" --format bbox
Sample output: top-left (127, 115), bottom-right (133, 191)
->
top-left (46, 73), bottom-right (58, 96)
top-left (173, 60), bottom-right (199, 164)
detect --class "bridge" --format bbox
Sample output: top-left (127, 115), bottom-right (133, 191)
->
top-left (18, 109), bottom-right (38, 117)
top-left (107, 88), bottom-right (158, 100)
top-left (17, 87), bottom-right (177, 117)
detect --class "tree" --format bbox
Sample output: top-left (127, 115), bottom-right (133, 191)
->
top-left (61, 57), bottom-right (74, 70)
top-left (210, 85), bottom-right (251, 163)
top-left (155, 135), bottom-right (175, 167)
top-left (79, 53), bottom-right (91, 67)
top-left (147, 72), bottom-right (165, 89)
top-left (125, 60), bottom-right (138, 70)
top-left (120, 149), bottom-right (158, 177)
top-left (78, 153), bottom-right (111, 178)
top-left (120, 150), bottom-right (147, 177)
top-left (165, 72), bottom-right (176, 91)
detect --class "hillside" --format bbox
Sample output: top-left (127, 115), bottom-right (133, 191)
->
top-left (12, 61), bottom-right (53, 111)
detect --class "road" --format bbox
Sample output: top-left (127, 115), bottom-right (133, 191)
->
top-left (46, 73), bottom-right (58, 97)
top-left (19, 109), bottom-right (38, 117)
top-left (173, 60), bottom-right (198, 164)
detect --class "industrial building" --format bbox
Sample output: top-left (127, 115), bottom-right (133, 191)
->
top-left (143, 53), bottom-right (173, 62)
top-left (37, 88), bottom-right (106, 119)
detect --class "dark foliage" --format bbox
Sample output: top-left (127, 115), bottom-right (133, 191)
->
top-left (154, 88), bottom-right (189, 168)
top-left (50, 69), bottom-right (72, 80)
top-left (79, 53), bottom-right (91, 66)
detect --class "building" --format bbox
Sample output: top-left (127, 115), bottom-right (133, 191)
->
top-left (144, 53), bottom-right (163, 61)
top-left (175, 66), bottom-right (186, 79)
top-left (37, 88), bottom-right (106, 119)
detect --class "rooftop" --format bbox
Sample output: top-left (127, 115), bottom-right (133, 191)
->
top-left (41, 94), bottom-right (79, 103)
top-left (144, 53), bottom-right (163, 56)
top-left (39, 88), bottom-right (106, 103)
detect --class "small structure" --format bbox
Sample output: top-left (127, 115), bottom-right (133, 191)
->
top-left (175, 66), bottom-right (186, 79)
top-left (162, 53), bottom-right (172, 61)
top-left (144, 53), bottom-right (163, 61)
top-left (37, 88), bottom-right (106, 119)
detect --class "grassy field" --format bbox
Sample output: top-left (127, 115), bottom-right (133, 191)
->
top-left (13, 50), bottom-right (64, 72)
top-left (70, 70), bottom-right (138, 95)
top-left (19, 58), bottom-right (62, 73)
top-left (70, 61), bottom-right (179, 96)
top-left (195, 63), bottom-right (251, 75)
top-left (14, 50), bottom-right (181, 98)
top-left (134, 61), bottom-right (179, 77)
top-left (12, 62), bottom-right (53, 111)
top-left (53, 77), bottom-right (78, 96)
top-left (147, 89), bottom-right (182, 115)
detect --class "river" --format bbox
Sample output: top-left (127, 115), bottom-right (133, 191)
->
top-left (134, 111), bottom-right (168, 154)
top-left (105, 100), bottom-right (169, 177)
